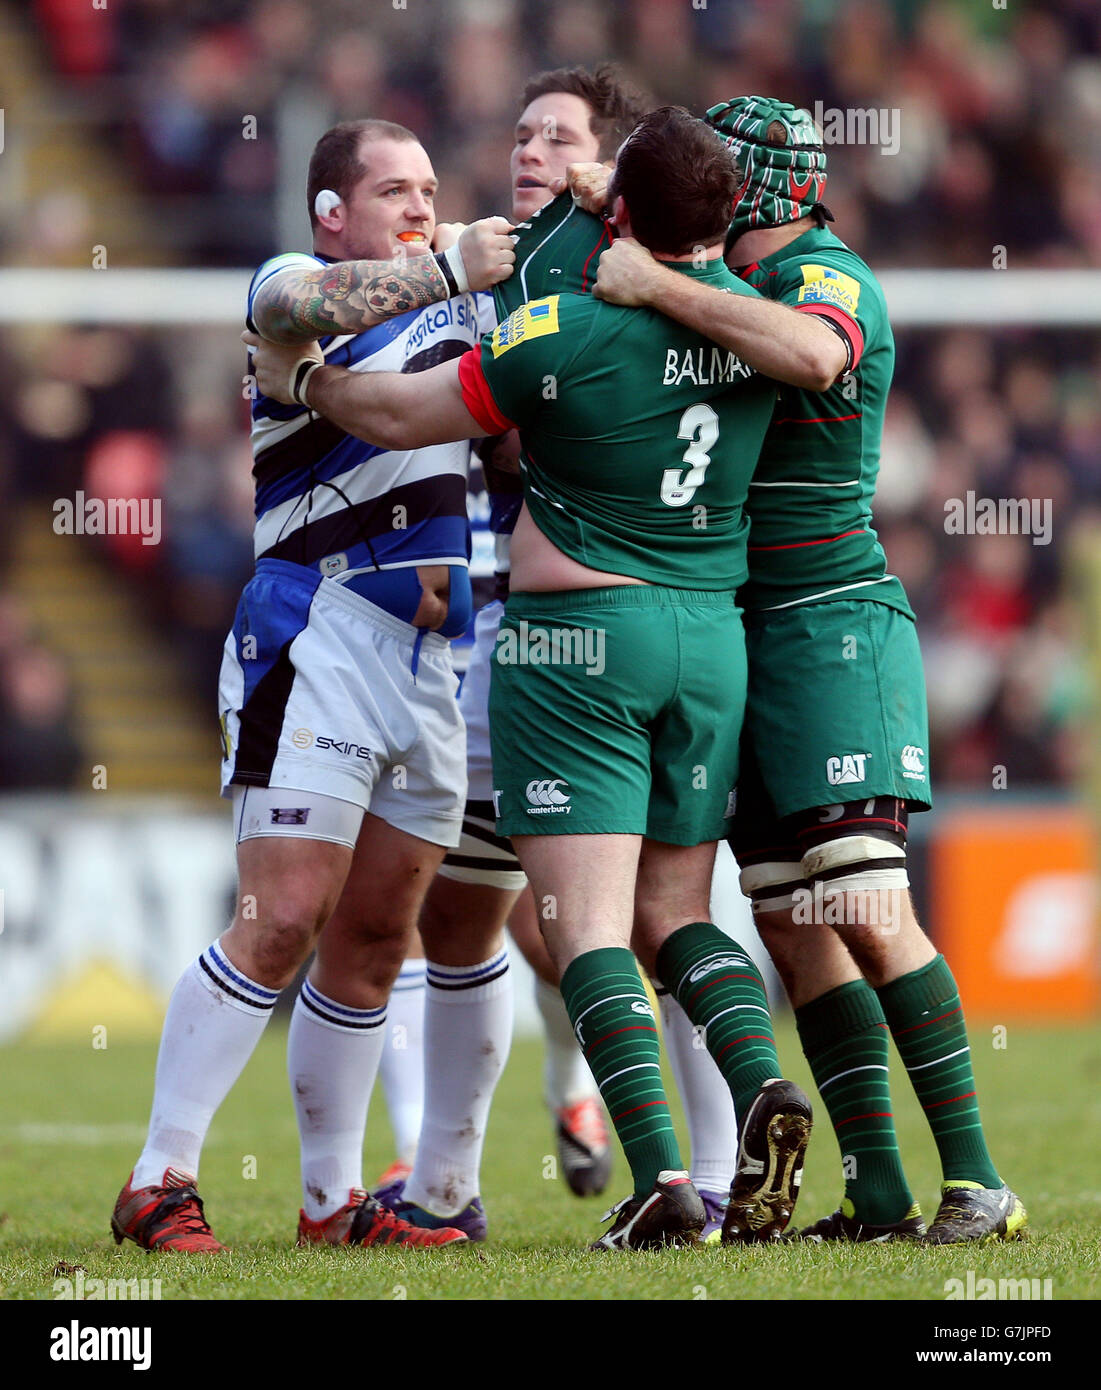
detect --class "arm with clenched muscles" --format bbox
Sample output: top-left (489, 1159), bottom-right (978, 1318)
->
top-left (241, 330), bottom-right (487, 450)
top-left (250, 217), bottom-right (516, 344)
top-left (594, 238), bottom-right (849, 392)
top-left (550, 163), bottom-right (851, 392)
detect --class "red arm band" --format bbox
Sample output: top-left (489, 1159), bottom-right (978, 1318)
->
top-left (795, 302), bottom-right (865, 372)
top-left (458, 345), bottom-right (516, 435)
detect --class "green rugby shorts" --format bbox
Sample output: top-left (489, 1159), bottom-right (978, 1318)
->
top-left (737, 597), bottom-right (931, 823)
top-left (489, 585), bottom-right (746, 845)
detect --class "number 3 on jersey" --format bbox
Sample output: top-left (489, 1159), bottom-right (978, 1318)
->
top-left (661, 403), bottom-right (719, 507)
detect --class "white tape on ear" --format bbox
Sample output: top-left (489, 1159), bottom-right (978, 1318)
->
top-left (314, 189), bottom-right (341, 218)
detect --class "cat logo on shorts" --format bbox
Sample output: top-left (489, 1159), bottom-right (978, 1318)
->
top-left (525, 777), bottom-right (571, 814)
top-left (826, 752), bottom-right (871, 785)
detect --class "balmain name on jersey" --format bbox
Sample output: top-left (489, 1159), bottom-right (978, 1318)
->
top-left (662, 346), bottom-right (753, 387)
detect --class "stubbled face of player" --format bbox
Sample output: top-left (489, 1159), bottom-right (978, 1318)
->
top-left (335, 136), bottom-right (439, 262)
top-left (510, 92), bottom-right (603, 221)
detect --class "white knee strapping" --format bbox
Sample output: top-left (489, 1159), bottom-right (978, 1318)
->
top-left (800, 834), bottom-right (909, 893)
top-left (738, 860), bottom-right (806, 916)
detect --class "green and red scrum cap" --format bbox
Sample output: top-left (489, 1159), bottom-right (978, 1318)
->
top-left (705, 95), bottom-right (832, 241)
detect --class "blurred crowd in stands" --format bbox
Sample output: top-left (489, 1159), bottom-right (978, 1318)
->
top-left (2, 0), bottom-right (1099, 790)
top-left (28, 0), bottom-right (1101, 269)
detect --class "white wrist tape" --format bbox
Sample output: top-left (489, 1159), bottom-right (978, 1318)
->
top-left (289, 358), bottom-right (323, 408)
top-left (441, 240), bottom-right (470, 295)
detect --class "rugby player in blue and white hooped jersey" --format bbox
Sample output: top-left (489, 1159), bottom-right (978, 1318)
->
top-left (111, 119), bottom-right (515, 1253)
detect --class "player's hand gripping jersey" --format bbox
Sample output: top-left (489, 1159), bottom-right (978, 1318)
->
top-left (473, 192), bottom-right (618, 559)
top-left (735, 226), bottom-right (913, 618)
top-left (493, 191), bottom-right (614, 320)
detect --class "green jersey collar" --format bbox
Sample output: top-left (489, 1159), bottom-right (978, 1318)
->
top-left (734, 223), bottom-right (845, 277)
top-left (659, 256), bottom-right (742, 285)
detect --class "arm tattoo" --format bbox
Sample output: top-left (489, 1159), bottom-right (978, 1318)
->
top-left (253, 254), bottom-right (451, 344)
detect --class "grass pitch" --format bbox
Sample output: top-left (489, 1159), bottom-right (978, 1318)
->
top-left (1, 1022), bottom-right (1099, 1302)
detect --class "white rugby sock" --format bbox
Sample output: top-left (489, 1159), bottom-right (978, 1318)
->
top-left (289, 978), bottom-right (387, 1221)
top-left (535, 975), bottom-right (598, 1111)
top-left (403, 950), bottom-right (512, 1217)
top-left (132, 941), bottom-right (280, 1189)
top-left (657, 988), bottom-right (738, 1195)
top-left (377, 958), bottom-right (426, 1165)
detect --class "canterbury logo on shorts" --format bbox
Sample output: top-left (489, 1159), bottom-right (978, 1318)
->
top-left (525, 778), bottom-right (571, 813)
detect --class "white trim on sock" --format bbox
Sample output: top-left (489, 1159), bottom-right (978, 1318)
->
top-left (132, 951), bottom-right (277, 1187)
top-left (290, 983), bottom-right (387, 1220)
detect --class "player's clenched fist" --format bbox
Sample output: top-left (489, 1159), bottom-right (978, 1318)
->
top-left (549, 162), bottom-right (611, 214)
top-left (432, 222), bottom-right (464, 252)
top-left (457, 216), bottom-right (516, 289)
top-left (594, 237), bottom-right (663, 307)
top-left (242, 329), bottom-right (321, 405)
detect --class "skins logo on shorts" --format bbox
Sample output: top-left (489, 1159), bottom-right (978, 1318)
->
top-left (271, 808), bottom-right (310, 826)
top-left (318, 737), bottom-right (373, 761)
top-left (900, 745), bottom-right (926, 778)
top-left (687, 955), bottom-right (745, 985)
top-left (489, 296), bottom-right (560, 358)
top-left (525, 777), bottom-right (571, 814)
top-left (293, 727), bottom-right (373, 761)
top-left (826, 752), bottom-right (872, 785)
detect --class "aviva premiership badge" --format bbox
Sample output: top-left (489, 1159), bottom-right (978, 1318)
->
top-left (796, 264), bottom-right (861, 316)
top-left (490, 297), bottom-right (560, 358)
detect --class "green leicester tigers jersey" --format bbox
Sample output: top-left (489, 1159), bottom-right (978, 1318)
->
top-left (735, 225), bottom-right (913, 618)
top-left (458, 260), bottom-right (777, 591)
top-left (492, 191), bottom-right (612, 321)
